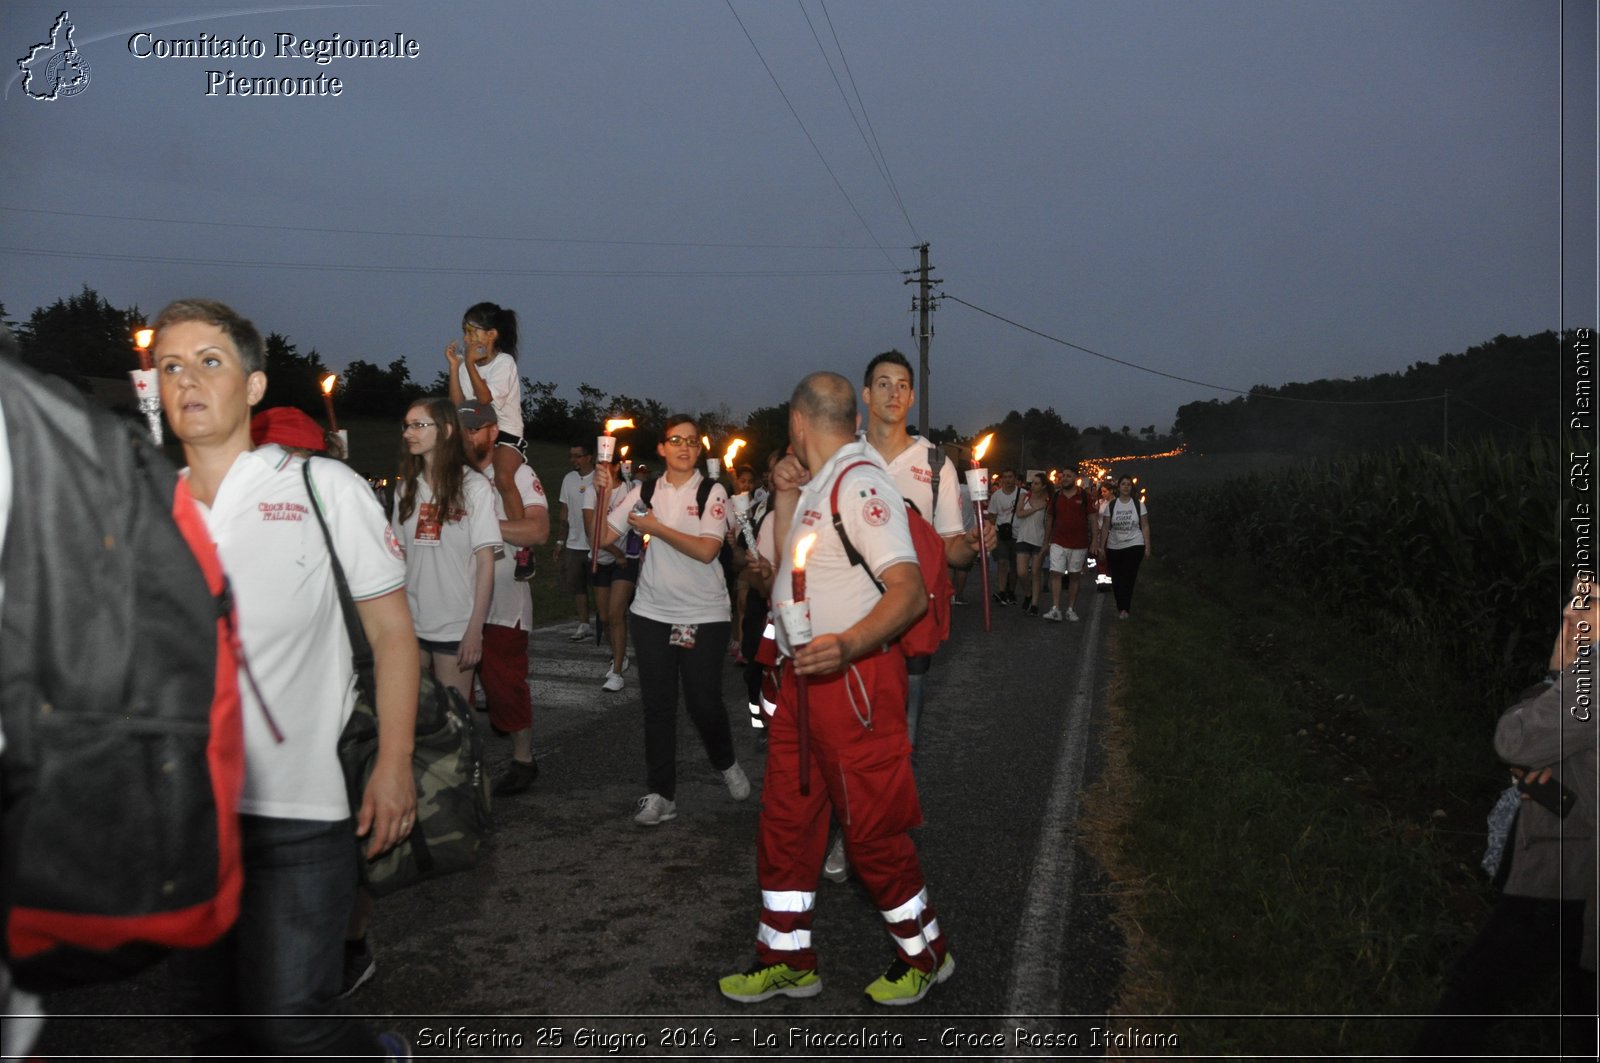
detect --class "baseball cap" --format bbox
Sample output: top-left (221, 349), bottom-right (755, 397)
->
top-left (457, 402), bottom-right (497, 430)
top-left (251, 407), bottom-right (326, 451)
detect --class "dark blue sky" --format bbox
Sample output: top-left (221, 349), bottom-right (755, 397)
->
top-left (3, 0), bottom-right (1594, 434)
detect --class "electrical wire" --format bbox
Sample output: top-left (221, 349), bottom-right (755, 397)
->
top-left (0, 205), bottom-right (884, 252)
top-left (819, 0), bottom-right (919, 244)
top-left (0, 245), bottom-right (900, 279)
top-left (724, 0), bottom-right (899, 269)
top-left (798, 0), bottom-right (918, 245)
top-left (938, 291), bottom-right (1448, 407)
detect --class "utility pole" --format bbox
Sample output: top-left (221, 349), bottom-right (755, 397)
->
top-left (903, 243), bottom-right (939, 437)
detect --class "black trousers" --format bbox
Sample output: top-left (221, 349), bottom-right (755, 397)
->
top-left (630, 614), bottom-right (735, 801)
top-left (1412, 895), bottom-right (1595, 1058)
top-left (1106, 544), bottom-right (1144, 613)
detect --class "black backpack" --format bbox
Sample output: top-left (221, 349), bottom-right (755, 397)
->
top-left (0, 357), bottom-right (247, 992)
top-left (639, 475), bottom-right (736, 581)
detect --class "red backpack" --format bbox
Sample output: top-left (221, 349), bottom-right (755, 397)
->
top-left (828, 460), bottom-right (953, 660)
top-left (0, 360), bottom-right (245, 991)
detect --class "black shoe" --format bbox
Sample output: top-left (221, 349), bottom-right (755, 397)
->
top-left (493, 758), bottom-right (539, 796)
top-left (992, 592), bottom-right (1008, 606)
top-left (339, 937), bottom-right (376, 998)
top-left (513, 547), bottom-right (535, 582)
top-left (1026, 604), bottom-right (1040, 616)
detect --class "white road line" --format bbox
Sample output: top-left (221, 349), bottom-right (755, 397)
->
top-left (1003, 593), bottom-right (1107, 1017)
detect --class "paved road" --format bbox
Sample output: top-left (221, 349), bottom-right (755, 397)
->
top-left (38, 586), bottom-right (1128, 1058)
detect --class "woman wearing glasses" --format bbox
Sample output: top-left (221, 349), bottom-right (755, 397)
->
top-left (393, 397), bottom-right (501, 704)
top-left (593, 416), bottom-right (751, 826)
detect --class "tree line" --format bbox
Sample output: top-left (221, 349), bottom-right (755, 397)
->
top-left (1173, 331), bottom-right (1573, 455)
top-left (3, 285), bottom-right (1179, 472)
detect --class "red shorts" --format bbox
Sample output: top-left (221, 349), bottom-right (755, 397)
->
top-left (480, 623), bottom-right (531, 733)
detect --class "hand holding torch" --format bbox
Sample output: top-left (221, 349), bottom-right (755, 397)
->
top-left (968, 433), bottom-right (996, 632)
top-left (593, 418), bottom-right (634, 571)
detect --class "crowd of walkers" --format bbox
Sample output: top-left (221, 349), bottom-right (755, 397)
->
top-left (0, 297), bottom-right (1171, 1059)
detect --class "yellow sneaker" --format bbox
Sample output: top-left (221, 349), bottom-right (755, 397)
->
top-left (718, 961), bottom-right (822, 1003)
top-left (863, 952), bottom-right (954, 1006)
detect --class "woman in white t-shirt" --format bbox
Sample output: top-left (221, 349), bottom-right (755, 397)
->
top-left (1013, 472), bottom-right (1050, 615)
top-left (1095, 475), bottom-right (1152, 619)
top-left (593, 416), bottom-right (749, 827)
top-left (393, 396), bottom-right (501, 702)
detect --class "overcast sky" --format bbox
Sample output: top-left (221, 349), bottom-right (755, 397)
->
top-left (2, 0), bottom-right (1594, 435)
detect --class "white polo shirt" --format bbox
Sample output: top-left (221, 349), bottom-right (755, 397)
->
top-left (771, 441), bottom-right (917, 658)
top-left (392, 469), bottom-right (501, 641)
top-left (480, 462), bottom-right (547, 630)
top-left (559, 469), bottom-right (594, 551)
top-left (198, 446), bottom-right (406, 821)
top-left (863, 434), bottom-right (964, 539)
top-left (607, 471), bottom-right (730, 625)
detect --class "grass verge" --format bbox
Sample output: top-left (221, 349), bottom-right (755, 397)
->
top-left (1078, 554), bottom-right (1546, 1057)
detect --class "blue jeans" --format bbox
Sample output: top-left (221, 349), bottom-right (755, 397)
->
top-left (172, 814), bottom-right (382, 1058)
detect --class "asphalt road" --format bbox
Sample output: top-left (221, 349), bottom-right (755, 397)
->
top-left (37, 583), bottom-right (1131, 1059)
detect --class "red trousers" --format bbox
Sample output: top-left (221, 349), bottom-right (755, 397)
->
top-left (480, 624), bottom-right (531, 733)
top-left (754, 650), bottom-right (946, 972)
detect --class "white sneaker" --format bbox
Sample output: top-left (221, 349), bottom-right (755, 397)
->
top-left (602, 671), bottom-right (625, 692)
top-left (619, 656), bottom-right (630, 674)
top-left (1043, 607), bottom-right (1062, 622)
top-left (722, 762), bottom-right (751, 801)
top-left (569, 622), bottom-right (594, 642)
top-left (822, 834), bottom-right (849, 883)
top-left (633, 793), bottom-right (676, 826)
top-left (1066, 607), bottom-right (1080, 622)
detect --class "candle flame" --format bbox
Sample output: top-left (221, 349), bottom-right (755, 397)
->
top-left (320, 374), bottom-right (337, 396)
top-left (619, 445), bottom-right (630, 458)
top-left (604, 417), bottom-right (634, 434)
top-left (972, 433), bottom-right (995, 462)
top-left (793, 532), bottom-right (818, 570)
top-left (701, 434), bottom-right (712, 452)
top-left (723, 438), bottom-right (746, 467)
top-left (133, 328), bottom-right (154, 350)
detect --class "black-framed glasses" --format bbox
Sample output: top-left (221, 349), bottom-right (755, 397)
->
top-left (401, 420), bottom-right (436, 431)
top-left (663, 435), bottom-right (701, 448)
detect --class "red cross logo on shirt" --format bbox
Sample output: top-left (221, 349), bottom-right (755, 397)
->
top-left (862, 498), bottom-right (891, 526)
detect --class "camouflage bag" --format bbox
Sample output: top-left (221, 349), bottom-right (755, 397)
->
top-left (336, 674), bottom-right (491, 897)
top-left (303, 460), bottom-right (492, 897)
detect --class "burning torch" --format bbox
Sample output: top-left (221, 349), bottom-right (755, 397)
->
top-left (968, 433), bottom-right (996, 632)
top-left (593, 417), bottom-right (634, 572)
top-left (129, 327), bottom-right (160, 444)
top-left (779, 532), bottom-right (818, 795)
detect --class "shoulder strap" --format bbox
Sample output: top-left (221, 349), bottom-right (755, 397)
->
top-left (303, 458), bottom-right (375, 700)
top-left (828, 460), bottom-right (887, 594)
top-left (696, 476), bottom-right (715, 513)
top-left (927, 445), bottom-right (940, 520)
top-left (640, 476), bottom-right (657, 507)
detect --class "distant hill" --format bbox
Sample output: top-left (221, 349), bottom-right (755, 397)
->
top-left (1173, 331), bottom-right (1571, 455)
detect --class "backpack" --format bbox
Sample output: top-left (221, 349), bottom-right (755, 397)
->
top-left (640, 474), bottom-right (736, 580)
top-left (0, 359), bottom-right (245, 992)
top-left (829, 460), bottom-right (953, 660)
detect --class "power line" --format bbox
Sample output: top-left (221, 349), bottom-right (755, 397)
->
top-left (723, 0), bottom-right (898, 269)
top-left (819, 0), bottom-right (919, 244)
top-left (0, 245), bottom-right (900, 279)
top-left (938, 291), bottom-right (1447, 407)
top-left (0, 204), bottom-right (884, 252)
top-left (798, 0), bottom-right (918, 244)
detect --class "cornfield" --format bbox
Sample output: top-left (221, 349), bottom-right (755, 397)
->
top-left (1168, 435), bottom-right (1565, 706)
